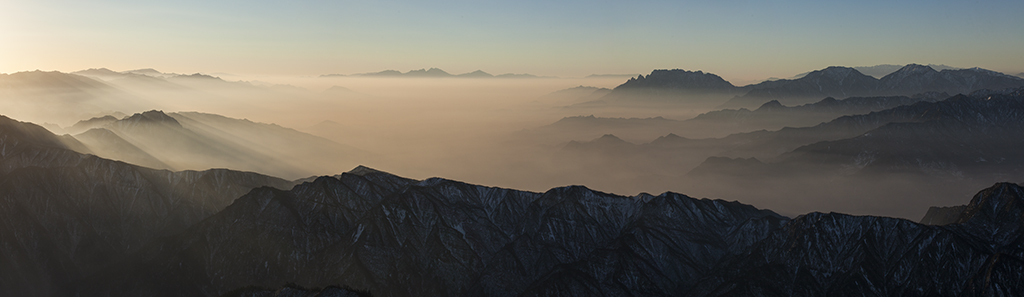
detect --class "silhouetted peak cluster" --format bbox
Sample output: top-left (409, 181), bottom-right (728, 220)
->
top-left (619, 69), bottom-right (736, 90)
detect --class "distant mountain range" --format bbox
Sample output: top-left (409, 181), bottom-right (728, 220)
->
top-left (589, 64), bottom-right (1024, 109)
top-left (319, 68), bottom-right (548, 78)
top-left (559, 88), bottom-right (1024, 217)
top-left (524, 92), bottom-right (945, 142)
top-left (696, 88), bottom-right (1024, 181)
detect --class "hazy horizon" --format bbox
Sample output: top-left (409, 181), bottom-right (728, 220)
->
top-left (3, 0), bottom-right (1023, 84)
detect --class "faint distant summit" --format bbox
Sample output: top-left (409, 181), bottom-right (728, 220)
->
top-left (320, 68), bottom-right (549, 78)
top-left (585, 73), bottom-right (641, 78)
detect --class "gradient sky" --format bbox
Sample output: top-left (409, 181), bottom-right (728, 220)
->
top-left (2, 0), bottom-right (1022, 83)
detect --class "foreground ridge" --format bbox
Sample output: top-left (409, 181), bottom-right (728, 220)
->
top-left (76, 166), bottom-right (1024, 297)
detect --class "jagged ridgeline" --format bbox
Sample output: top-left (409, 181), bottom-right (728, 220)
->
top-left (69, 167), bottom-right (1020, 297)
top-left (590, 64), bottom-right (1024, 109)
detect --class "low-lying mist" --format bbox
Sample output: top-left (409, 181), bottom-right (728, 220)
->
top-left (3, 69), bottom-right (1012, 220)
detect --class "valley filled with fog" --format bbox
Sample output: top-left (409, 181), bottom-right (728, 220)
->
top-left (5, 65), bottom-right (1023, 219)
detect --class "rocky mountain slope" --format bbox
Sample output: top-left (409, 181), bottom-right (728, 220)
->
top-left (77, 166), bottom-right (1024, 297)
top-left (0, 115), bottom-right (292, 297)
top-left (688, 183), bottom-right (1024, 296)
top-left (85, 166), bottom-right (785, 297)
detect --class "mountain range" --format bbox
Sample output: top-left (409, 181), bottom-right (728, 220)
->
top-left (75, 168), bottom-right (1024, 297)
top-left (320, 68), bottom-right (545, 78)
top-left (527, 92), bottom-right (945, 142)
top-left (560, 88), bottom-right (1024, 217)
top-left (587, 64), bottom-right (1024, 109)
top-left (1, 110), bottom-right (1023, 296)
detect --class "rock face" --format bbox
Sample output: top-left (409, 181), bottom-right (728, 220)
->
top-left (0, 115), bottom-right (292, 297)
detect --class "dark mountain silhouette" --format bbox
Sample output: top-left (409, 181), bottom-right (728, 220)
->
top-left (841, 64), bottom-right (960, 78)
top-left (404, 68), bottom-right (452, 77)
top-left (724, 64), bottom-right (1024, 108)
top-left (726, 66), bottom-right (881, 107)
top-left (0, 114), bottom-right (291, 297)
top-left (527, 93), bottom-right (941, 144)
top-left (689, 183), bottom-right (1024, 296)
top-left (557, 89), bottom-right (1024, 217)
top-left (763, 90), bottom-right (1024, 180)
top-left (86, 166), bottom-right (787, 297)
top-left (594, 69), bottom-right (742, 108)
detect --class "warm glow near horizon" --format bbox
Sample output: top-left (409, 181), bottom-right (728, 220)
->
top-left (2, 0), bottom-right (1023, 83)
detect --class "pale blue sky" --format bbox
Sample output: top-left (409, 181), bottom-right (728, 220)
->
top-left (2, 0), bottom-right (1022, 82)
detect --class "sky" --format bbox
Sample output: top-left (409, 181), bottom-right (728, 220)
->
top-left (2, 0), bottom-right (1023, 83)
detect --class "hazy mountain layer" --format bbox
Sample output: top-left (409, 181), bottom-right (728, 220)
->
top-left (560, 88), bottom-right (1024, 217)
top-left (528, 93), bottom-right (941, 142)
top-left (69, 110), bottom-right (367, 179)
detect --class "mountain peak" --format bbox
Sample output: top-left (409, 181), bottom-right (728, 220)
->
top-left (616, 69), bottom-right (735, 90)
top-left (953, 182), bottom-right (1024, 247)
top-left (957, 182), bottom-right (1024, 223)
top-left (895, 64), bottom-right (938, 75)
top-left (406, 68), bottom-right (452, 77)
top-left (595, 134), bottom-right (627, 143)
top-left (457, 70), bottom-right (493, 77)
top-left (346, 165), bottom-right (390, 176)
top-left (755, 100), bottom-right (785, 111)
top-left (804, 66), bottom-right (867, 81)
top-left (120, 110), bottom-right (182, 127)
